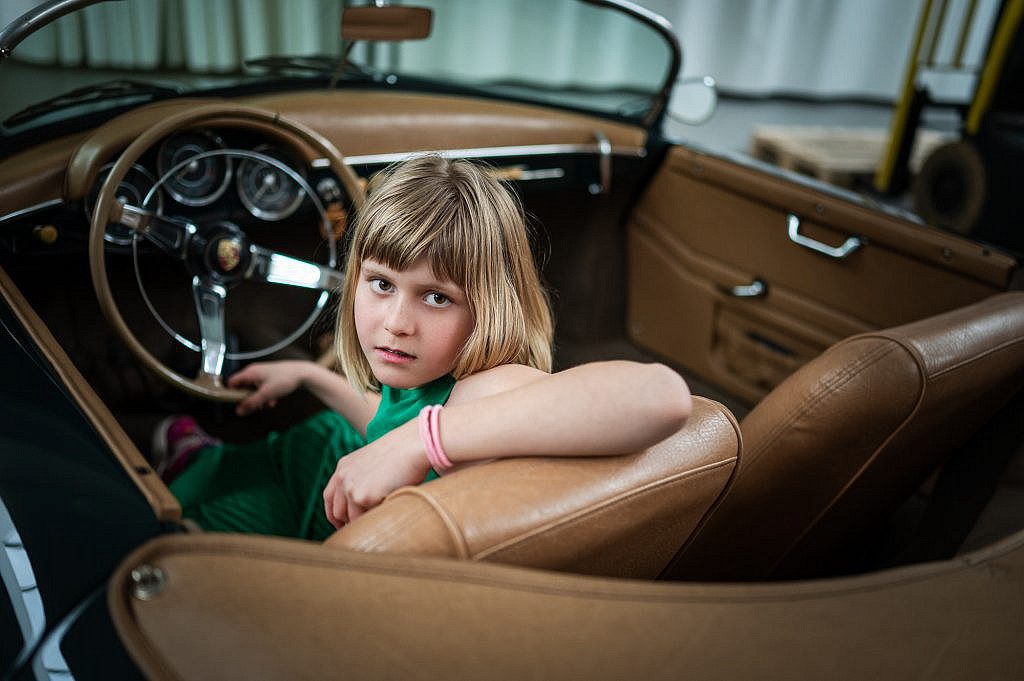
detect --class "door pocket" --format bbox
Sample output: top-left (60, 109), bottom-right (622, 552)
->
top-left (712, 307), bottom-right (825, 397)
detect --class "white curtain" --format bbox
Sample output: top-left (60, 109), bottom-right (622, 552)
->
top-left (3, 0), bottom-right (1004, 101)
top-left (8, 0), bottom-right (343, 72)
top-left (643, 0), bottom-right (1001, 102)
top-left (377, 0), bottom-right (668, 91)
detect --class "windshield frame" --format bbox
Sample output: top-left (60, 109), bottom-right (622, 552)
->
top-left (0, 0), bottom-right (682, 132)
top-left (0, 0), bottom-right (107, 58)
top-left (587, 0), bottom-right (682, 126)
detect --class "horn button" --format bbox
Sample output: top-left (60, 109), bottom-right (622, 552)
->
top-left (193, 222), bottom-right (250, 284)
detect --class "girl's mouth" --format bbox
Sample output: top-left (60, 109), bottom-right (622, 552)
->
top-left (376, 346), bottom-right (416, 363)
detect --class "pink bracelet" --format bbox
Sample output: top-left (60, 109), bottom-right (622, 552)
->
top-left (418, 404), bottom-right (453, 474)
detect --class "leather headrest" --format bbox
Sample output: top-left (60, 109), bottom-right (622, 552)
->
top-left (327, 397), bottom-right (741, 578)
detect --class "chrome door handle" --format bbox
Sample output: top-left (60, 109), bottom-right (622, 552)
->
top-left (787, 213), bottom-right (861, 259)
top-left (728, 277), bottom-right (767, 298)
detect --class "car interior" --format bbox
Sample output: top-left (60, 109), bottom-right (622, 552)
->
top-left (3, 83), bottom-right (1022, 674)
top-left (2, 0), bottom-right (1023, 678)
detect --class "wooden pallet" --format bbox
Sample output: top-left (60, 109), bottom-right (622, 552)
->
top-left (749, 125), bottom-right (951, 189)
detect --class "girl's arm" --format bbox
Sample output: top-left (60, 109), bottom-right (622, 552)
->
top-left (229, 360), bottom-right (380, 435)
top-left (443, 360), bottom-right (691, 458)
top-left (323, 360), bottom-right (691, 526)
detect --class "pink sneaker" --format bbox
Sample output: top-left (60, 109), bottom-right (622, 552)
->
top-left (151, 415), bottom-right (220, 483)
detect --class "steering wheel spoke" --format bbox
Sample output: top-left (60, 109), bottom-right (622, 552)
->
top-left (246, 245), bottom-right (344, 291)
top-left (192, 277), bottom-right (230, 388)
top-left (116, 202), bottom-right (194, 259)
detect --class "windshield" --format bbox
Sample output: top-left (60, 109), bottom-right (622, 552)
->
top-left (0, 0), bottom-right (677, 136)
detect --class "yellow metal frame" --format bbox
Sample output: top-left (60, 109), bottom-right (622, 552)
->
top-left (966, 0), bottom-right (1024, 134)
top-left (875, 0), bottom-right (1024, 192)
top-left (874, 0), bottom-right (935, 192)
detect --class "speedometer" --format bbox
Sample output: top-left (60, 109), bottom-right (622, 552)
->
top-left (156, 130), bottom-right (232, 206)
top-left (236, 147), bottom-right (306, 221)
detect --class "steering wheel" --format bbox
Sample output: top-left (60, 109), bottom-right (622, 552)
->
top-left (88, 103), bottom-right (365, 402)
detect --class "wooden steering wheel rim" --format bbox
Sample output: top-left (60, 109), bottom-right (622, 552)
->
top-left (88, 103), bottom-right (365, 402)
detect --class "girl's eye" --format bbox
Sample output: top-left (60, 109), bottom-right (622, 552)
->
top-left (370, 278), bottom-right (393, 293)
top-left (424, 292), bottom-right (451, 308)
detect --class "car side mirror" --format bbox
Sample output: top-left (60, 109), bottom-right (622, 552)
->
top-left (341, 5), bottom-right (433, 42)
top-left (667, 76), bottom-right (717, 126)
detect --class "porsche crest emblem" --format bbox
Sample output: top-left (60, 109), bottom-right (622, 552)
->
top-left (216, 238), bottom-right (242, 272)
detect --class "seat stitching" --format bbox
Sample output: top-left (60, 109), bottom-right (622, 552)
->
top-left (770, 328), bottom-right (1024, 571)
top-left (387, 487), bottom-right (471, 559)
top-left (744, 342), bottom-right (902, 465)
top-left (766, 345), bottom-right (930, 575)
top-left (928, 335), bottom-right (1024, 378)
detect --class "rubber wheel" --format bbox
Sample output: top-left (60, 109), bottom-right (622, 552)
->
top-left (912, 140), bottom-right (986, 236)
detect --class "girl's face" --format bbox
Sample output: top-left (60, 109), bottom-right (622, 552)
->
top-left (354, 257), bottom-right (474, 389)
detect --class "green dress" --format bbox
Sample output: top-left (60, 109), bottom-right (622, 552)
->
top-left (170, 374), bottom-right (456, 541)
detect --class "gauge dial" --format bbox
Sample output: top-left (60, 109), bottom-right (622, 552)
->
top-left (236, 149), bottom-right (306, 221)
top-left (85, 163), bottom-right (163, 245)
top-left (156, 130), bottom-right (232, 206)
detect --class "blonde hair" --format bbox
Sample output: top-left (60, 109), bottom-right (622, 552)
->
top-left (336, 155), bottom-right (553, 392)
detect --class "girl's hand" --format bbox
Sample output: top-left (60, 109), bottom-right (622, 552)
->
top-left (228, 360), bottom-right (308, 416)
top-left (322, 422), bottom-right (431, 527)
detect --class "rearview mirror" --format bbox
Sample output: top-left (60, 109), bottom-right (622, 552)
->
top-left (341, 5), bottom-right (433, 42)
top-left (667, 76), bottom-right (718, 126)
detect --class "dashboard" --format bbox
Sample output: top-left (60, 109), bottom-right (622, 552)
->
top-left (83, 126), bottom-right (347, 248)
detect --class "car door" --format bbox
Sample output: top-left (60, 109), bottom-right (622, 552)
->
top-left (626, 144), bottom-right (1018, 404)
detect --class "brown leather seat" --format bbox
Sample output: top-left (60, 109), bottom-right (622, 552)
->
top-left (327, 397), bottom-right (740, 578)
top-left (666, 291), bottom-right (1024, 581)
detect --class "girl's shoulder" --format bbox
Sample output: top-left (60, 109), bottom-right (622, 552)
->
top-left (447, 363), bottom-right (548, 405)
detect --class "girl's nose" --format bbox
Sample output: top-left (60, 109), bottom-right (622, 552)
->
top-left (383, 298), bottom-right (414, 336)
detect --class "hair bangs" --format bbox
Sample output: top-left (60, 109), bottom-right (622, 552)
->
top-left (356, 185), bottom-right (476, 293)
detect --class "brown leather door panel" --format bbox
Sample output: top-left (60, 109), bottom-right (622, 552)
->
top-left (628, 146), bottom-right (1017, 404)
top-left (110, 532), bottom-right (1024, 681)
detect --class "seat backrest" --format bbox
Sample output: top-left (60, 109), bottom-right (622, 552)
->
top-left (327, 397), bottom-right (740, 579)
top-left (666, 292), bottom-right (1024, 581)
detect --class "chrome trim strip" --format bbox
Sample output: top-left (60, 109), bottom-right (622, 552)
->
top-left (344, 143), bottom-right (646, 167)
top-left (0, 199), bottom-right (63, 225)
top-left (591, 130), bottom-right (612, 194)
top-left (0, 0), bottom-right (107, 59)
top-left (602, 0), bottom-right (675, 35)
top-left (518, 168), bottom-right (566, 181)
top-left (0, 145), bottom-right (643, 224)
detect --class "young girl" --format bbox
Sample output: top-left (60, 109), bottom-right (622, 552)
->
top-left (157, 155), bottom-right (691, 539)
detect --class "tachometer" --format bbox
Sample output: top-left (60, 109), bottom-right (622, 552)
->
top-left (236, 147), bottom-right (306, 221)
top-left (156, 130), bottom-right (232, 206)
